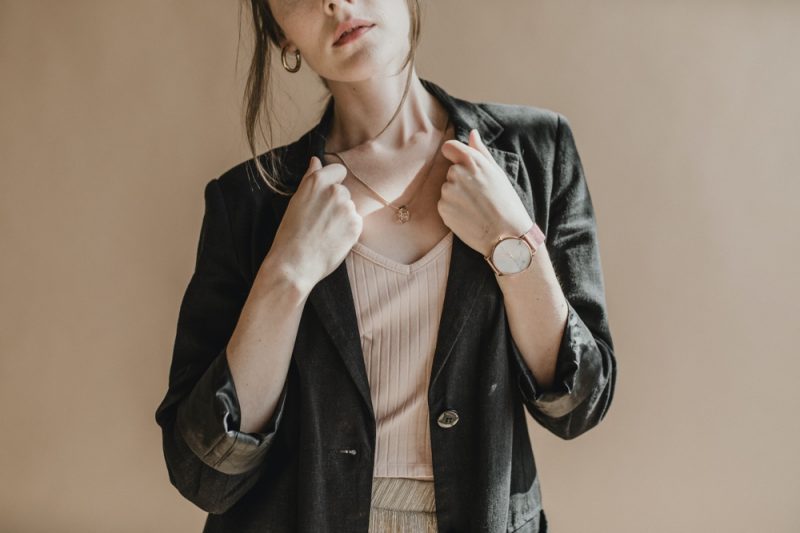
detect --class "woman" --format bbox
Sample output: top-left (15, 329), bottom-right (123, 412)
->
top-left (155, 0), bottom-right (617, 531)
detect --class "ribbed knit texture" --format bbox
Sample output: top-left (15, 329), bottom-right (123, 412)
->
top-left (345, 230), bottom-right (454, 480)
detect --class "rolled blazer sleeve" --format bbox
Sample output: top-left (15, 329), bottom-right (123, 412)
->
top-left (511, 113), bottom-right (617, 440)
top-left (154, 177), bottom-right (288, 513)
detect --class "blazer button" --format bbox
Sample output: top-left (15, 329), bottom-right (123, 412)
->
top-left (437, 409), bottom-right (459, 428)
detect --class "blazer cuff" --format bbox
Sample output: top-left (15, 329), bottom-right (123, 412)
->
top-left (514, 300), bottom-right (606, 418)
top-left (175, 347), bottom-right (288, 475)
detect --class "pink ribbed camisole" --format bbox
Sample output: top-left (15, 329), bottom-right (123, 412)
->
top-left (344, 229), bottom-right (454, 480)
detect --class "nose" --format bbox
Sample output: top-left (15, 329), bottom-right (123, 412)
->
top-left (324, 0), bottom-right (353, 16)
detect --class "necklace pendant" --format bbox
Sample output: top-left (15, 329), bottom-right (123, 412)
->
top-left (396, 205), bottom-right (410, 224)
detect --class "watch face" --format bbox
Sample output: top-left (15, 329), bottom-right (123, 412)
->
top-left (492, 238), bottom-right (532, 274)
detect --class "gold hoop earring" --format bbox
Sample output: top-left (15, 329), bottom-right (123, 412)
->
top-left (281, 45), bottom-right (301, 73)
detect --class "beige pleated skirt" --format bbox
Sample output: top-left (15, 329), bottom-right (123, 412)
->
top-left (369, 476), bottom-right (438, 533)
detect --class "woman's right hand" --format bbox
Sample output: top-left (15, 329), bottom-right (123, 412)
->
top-left (263, 155), bottom-right (363, 294)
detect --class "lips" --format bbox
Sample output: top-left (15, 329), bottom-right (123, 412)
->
top-left (333, 19), bottom-right (375, 46)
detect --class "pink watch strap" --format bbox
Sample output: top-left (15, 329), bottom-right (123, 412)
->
top-left (522, 222), bottom-right (546, 253)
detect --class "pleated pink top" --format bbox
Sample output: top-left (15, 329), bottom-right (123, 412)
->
top-left (344, 230), bottom-right (454, 480)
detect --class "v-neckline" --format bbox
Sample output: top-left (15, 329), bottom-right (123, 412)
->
top-left (349, 230), bottom-right (454, 275)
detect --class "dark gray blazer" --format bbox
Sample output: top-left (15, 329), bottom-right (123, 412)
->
top-left (155, 77), bottom-right (616, 532)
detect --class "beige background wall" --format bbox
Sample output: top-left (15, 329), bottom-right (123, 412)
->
top-left (1, 1), bottom-right (798, 531)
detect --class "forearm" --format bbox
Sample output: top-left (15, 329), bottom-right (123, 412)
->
top-left (495, 243), bottom-right (569, 392)
top-left (226, 251), bottom-right (311, 433)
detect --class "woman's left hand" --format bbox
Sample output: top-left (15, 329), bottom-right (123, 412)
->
top-left (438, 129), bottom-right (534, 257)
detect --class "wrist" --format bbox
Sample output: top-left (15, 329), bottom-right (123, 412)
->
top-left (256, 251), bottom-right (315, 302)
top-left (485, 212), bottom-right (534, 257)
top-left (484, 219), bottom-right (545, 277)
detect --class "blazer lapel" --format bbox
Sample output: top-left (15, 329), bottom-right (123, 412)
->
top-left (268, 78), bottom-right (523, 422)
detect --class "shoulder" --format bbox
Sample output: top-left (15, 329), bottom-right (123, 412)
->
top-left (215, 143), bottom-right (297, 198)
top-left (473, 99), bottom-right (583, 173)
top-left (477, 100), bottom-right (568, 143)
top-left (474, 100), bottom-right (579, 165)
top-left (204, 129), bottom-right (310, 212)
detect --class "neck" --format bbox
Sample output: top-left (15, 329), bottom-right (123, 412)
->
top-left (324, 68), bottom-right (446, 155)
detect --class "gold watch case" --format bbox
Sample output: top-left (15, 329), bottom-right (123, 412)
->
top-left (484, 223), bottom-right (546, 276)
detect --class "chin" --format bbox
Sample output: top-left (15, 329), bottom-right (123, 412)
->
top-left (323, 58), bottom-right (391, 83)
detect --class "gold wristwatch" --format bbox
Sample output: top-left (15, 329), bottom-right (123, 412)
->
top-left (484, 222), bottom-right (546, 276)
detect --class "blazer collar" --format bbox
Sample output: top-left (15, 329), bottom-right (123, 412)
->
top-left (273, 78), bottom-right (521, 422)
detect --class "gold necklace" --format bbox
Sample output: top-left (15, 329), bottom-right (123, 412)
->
top-left (323, 116), bottom-right (451, 224)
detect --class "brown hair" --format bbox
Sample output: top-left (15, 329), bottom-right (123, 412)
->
top-left (238, 0), bottom-right (423, 196)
